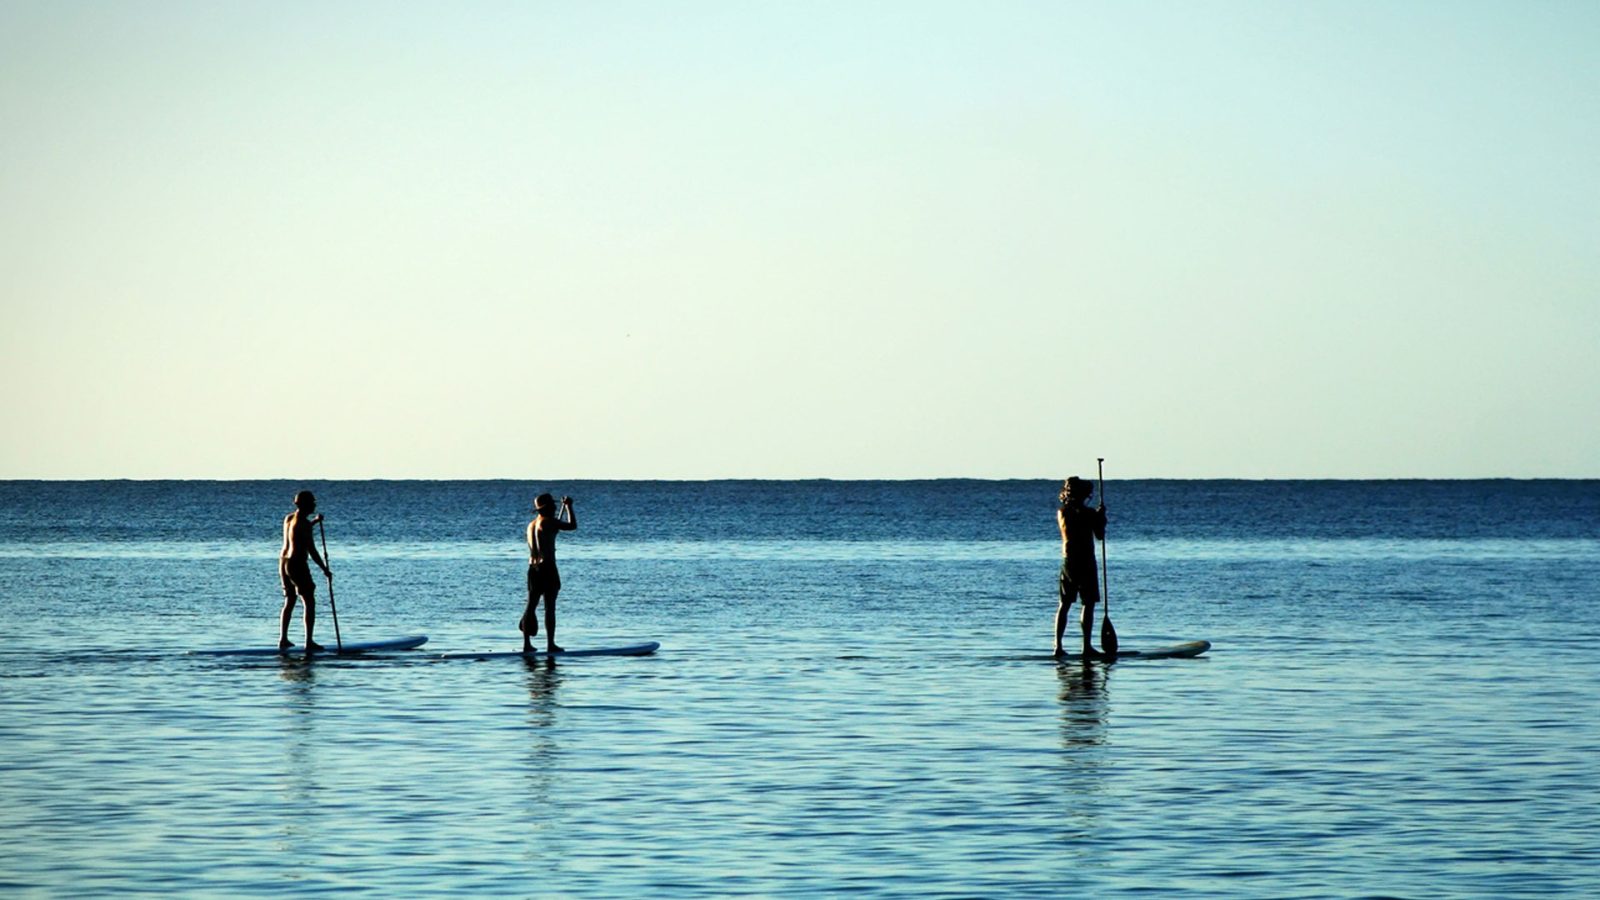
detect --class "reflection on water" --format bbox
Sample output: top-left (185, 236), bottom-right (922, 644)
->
top-left (522, 659), bottom-right (563, 808)
top-left (1053, 660), bottom-right (1109, 844)
top-left (277, 658), bottom-right (320, 854)
top-left (1055, 660), bottom-right (1107, 749)
top-left (277, 657), bottom-right (317, 685)
top-left (525, 657), bottom-right (562, 721)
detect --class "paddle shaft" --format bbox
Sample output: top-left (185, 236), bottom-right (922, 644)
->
top-left (317, 519), bottom-right (343, 652)
top-left (1097, 458), bottom-right (1108, 612)
top-left (1097, 458), bottom-right (1118, 655)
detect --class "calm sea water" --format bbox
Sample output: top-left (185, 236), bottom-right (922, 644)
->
top-left (2, 480), bottom-right (1597, 897)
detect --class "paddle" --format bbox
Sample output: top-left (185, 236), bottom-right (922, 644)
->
top-left (1098, 457), bottom-right (1118, 657)
top-left (316, 517), bottom-right (343, 653)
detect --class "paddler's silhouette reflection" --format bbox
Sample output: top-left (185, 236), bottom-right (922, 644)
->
top-left (276, 655), bottom-right (317, 684)
top-left (1056, 658), bottom-right (1108, 750)
top-left (522, 658), bottom-right (563, 807)
top-left (1053, 659), bottom-right (1110, 840)
top-left (277, 658), bottom-right (322, 851)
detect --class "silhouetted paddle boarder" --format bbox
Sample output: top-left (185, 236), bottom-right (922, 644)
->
top-left (278, 490), bottom-right (332, 652)
top-left (522, 493), bottom-right (577, 653)
top-left (1055, 476), bottom-right (1108, 660)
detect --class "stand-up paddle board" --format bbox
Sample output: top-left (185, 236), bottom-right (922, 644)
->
top-left (439, 641), bottom-right (660, 660)
top-left (1054, 640), bottom-right (1210, 662)
top-left (189, 635), bottom-right (429, 657)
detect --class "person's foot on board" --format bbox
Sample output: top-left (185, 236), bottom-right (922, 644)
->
top-left (305, 641), bottom-right (326, 653)
top-left (1052, 646), bottom-right (1067, 659)
top-left (547, 644), bottom-right (565, 654)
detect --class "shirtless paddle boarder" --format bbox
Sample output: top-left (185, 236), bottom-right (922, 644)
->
top-left (1055, 476), bottom-right (1108, 660)
top-left (522, 493), bottom-right (577, 653)
top-left (279, 490), bottom-right (332, 652)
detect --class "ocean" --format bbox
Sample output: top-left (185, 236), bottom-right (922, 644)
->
top-left (2, 479), bottom-right (1597, 896)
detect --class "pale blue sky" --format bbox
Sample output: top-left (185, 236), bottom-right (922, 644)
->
top-left (3, 1), bottom-right (1597, 478)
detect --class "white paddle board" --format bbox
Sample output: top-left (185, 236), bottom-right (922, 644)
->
top-left (1055, 640), bottom-right (1210, 661)
top-left (439, 641), bottom-right (660, 660)
top-left (189, 635), bottom-right (429, 657)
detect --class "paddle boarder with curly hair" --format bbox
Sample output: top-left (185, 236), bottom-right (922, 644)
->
top-left (1055, 476), bottom-right (1107, 659)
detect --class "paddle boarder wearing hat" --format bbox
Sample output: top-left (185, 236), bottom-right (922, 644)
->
top-left (522, 493), bottom-right (577, 653)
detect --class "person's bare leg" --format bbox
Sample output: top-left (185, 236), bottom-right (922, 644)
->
top-left (1053, 601), bottom-right (1071, 657)
top-left (545, 588), bottom-right (563, 654)
top-left (279, 596), bottom-right (296, 651)
top-left (522, 596), bottom-right (538, 652)
top-left (521, 567), bottom-right (539, 644)
top-left (303, 590), bottom-right (323, 652)
top-left (1080, 603), bottom-right (1100, 659)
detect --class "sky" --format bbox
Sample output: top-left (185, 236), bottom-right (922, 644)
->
top-left (2, 1), bottom-right (1597, 479)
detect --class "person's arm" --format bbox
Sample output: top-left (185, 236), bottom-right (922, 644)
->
top-left (560, 497), bottom-right (577, 531)
top-left (1057, 507), bottom-right (1069, 545)
top-left (305, 519), bottom-right (331, 576)
top-left (1093, 505), bottom-right (1107, 541)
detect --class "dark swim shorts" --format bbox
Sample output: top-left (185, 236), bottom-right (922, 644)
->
top-left (527, 561), bottom-right (561, 598)
top-left (1058, 558), bottom-right (1099, 606)
top-left (280, 558), bottom-right (316, 600)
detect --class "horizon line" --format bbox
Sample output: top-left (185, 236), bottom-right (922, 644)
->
top-left (1, 475), bottom-right (1593, 483)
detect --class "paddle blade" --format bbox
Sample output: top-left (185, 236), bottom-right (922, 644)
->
top-left (1101, 613), bottom-right (1119, 656)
